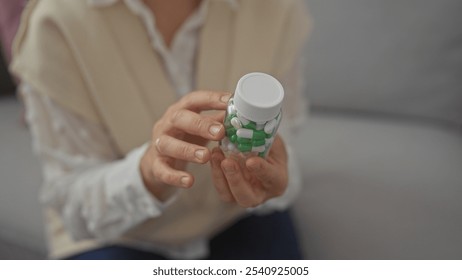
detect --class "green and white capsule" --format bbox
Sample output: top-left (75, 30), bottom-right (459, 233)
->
top-left (227, 101), bottom-right (236, 115)
top-left (236, 128), bottom-right (266, 140)
top-left (264, 119), bottom-right (278, 135)
top-left (236, 113), bottom-right (250, 126)
top-left (222, 137), bottom-right (237, 152)
top-left (230, 117), bottom-right (242, 129)
top-left (252, 145), bottom-right (266, 153)
top-left (253, 139), bottom-right (266, 147)
top-left (236, 137), bottom-right (252, 144)
top-left (256, 121), bottom-right (266, 130)
top-left (237, 143), bottom-right (252, 152)
top-left (227, 142), bottom-right (237, 152)
top-left (226, 127), bottom-right (237, 137)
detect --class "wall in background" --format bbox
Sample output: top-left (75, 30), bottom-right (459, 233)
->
top-left (304, 0), bottom-right (462, 126)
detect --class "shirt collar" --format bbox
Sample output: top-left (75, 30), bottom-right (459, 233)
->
top-left (87, 0), bottom-right (239, 9)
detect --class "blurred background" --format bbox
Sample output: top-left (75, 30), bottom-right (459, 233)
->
top-left (1, 0), bottom-right (461, 259)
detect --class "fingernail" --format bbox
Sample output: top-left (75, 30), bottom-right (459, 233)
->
top-left (247, 162), bottom-right (261, 172)
top-left (194, 149), bottom-right (206, 160)
top-left (209, 125), bottom-right (222, 136)
top-left (223, 164), bottom-right (236, 173)
top-left (154, 138), bottom-right (161, 152)
top-left (211, 151), bottom-right (221, 164)
top-left (220, 94), bottom-right (231, 103)
top-left (180, 176), bottom-right (191, 187)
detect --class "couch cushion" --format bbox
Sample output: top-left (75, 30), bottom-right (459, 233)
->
top-left (304, 0), bottom-right (462, 125)
top-left (0, 97), bottom-right (46, 257)
top-left (293, 114), bottom-right (462, 259)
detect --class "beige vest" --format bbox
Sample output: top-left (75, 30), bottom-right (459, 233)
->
top-left (12, 0), bottom-right (310, 258)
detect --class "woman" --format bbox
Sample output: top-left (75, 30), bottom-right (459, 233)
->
top-left (11, 0), bottom-right (310, 259)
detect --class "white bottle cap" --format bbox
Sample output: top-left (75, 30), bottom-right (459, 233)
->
top-left (233, 72), bottom-right (284, 123)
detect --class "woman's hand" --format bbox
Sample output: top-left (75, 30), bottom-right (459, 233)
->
top-left (140, 91), bottom-right (230, 200)
top-left (210, 135), bottom-right (289, 208)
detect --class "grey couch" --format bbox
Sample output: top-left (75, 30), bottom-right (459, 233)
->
top-left (0, 0), bottom-right (461, 259)
top-left (292, 0), bottom-right (462, 259)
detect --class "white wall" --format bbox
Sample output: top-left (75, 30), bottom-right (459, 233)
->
top-left (304, 0), bottom-right (462, 125)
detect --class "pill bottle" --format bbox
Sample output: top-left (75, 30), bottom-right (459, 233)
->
top-left (221, 72), bottom-right (284, 159)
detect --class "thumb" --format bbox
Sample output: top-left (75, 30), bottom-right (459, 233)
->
top-left (246, 156), bottom-right (287, 190)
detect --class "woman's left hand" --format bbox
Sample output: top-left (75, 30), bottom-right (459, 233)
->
top-left (210, 135), bottom-right (288, 208)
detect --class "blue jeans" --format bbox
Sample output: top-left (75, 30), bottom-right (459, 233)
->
top-left (68, 210), bottom-right (303, 260)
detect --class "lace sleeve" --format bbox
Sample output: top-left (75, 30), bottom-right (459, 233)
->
top-left (21, 83), bottom-right (177, 241)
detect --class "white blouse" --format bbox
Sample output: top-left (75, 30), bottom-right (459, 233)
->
top-left (21, 0), bottom-right (306, 259)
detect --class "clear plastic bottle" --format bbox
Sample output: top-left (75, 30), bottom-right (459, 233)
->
top-left (221, 72), bottom-right (284, 159)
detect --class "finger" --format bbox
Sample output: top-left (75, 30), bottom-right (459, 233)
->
top-left (245, 157), bottom-right (286, 196)
top-left (221, 158), bottom-right (264, 208)
top-left (208, 111), bottom-right (226, 123)
top-left (155, 135), bottom-right (210, 164)
top-left (170, 109), bottom-right (225, 140)
top-left (152, 157), bottom-right (194, 188)
top-left (178, 91), bottom-right (231, 112)
top-left (210, 148), bottom-right (235, 202)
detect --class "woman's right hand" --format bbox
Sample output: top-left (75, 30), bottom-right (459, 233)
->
top-left (140, 91), bottom-right (230, 200)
